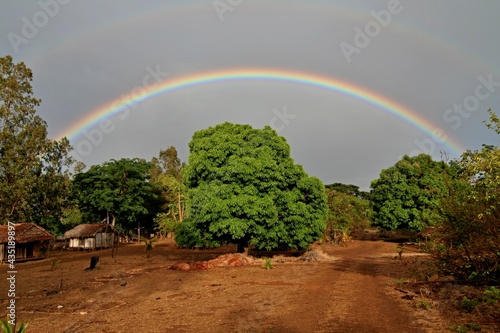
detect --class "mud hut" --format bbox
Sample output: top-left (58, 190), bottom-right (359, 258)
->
top-left (64, 223), bottom-right (116, 250)
top-left (0, 223), bottom-right (54, 262)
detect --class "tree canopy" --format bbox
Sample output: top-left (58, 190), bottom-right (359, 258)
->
top-left (179, 122), bottom-right (327, 251)
top-left (73, 158), bottom-right (162, 232)
top-left (324, 187), bottom-right (370, 242)
top-left (150, 146), bottom-right (187, 237)
top-left (370, 154), bottom-right (452, 231)
top-left (0, 55), bottom-right (73, 231)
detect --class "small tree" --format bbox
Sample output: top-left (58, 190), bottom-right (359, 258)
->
top-left (154, 212), bottom-right (180, 239)
top-left (141, 237), bottom-right (157, 258)
top-left (324, 187), bottom-right (370, 243)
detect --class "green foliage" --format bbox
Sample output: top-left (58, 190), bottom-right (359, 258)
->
top-left (262, 258), bottom-right (273, 270)
top-left (141, 237), bottom-right (157, 251)
top-left (416, 299), bottom-right (432, 310)
top-left (482, 286), bottom-right (500, 304)
top-left (150, 146), bottom-right (187, 237)
top-left (459, 296), bottom-right (480, 313)
top-left (396, 245), bottom-right (406, 260)
top-left (174, 221), bottom-right (219, 248)
top-left (154, 212), bottom-right (180, 237)
top-left (59, 206), bottom-right (84, 232)
top-left (0, 317), bottom-right (28, 333)
top-left (370, 154), bottom-right (452, 231)
top-left (182, 123), bottom-right (327, 251)
top-left (73, 158), bottom-right (162, 232)
top-left (431, 110), bottom-right (500, 282)
top-left (0, 55), bottom-right (74, 229)
top-left (325, 183), bottom-right (370, 200)
top-left (394, 278), bottom-right (405, 286)
top-left (324, 187), bottom-right (370, 243)
top-left (50, 258), bottom-right (61, 271)
top-left (155, 174), bottom-right (186, 221)
top-left (451, 323), bottom-right (482, 333)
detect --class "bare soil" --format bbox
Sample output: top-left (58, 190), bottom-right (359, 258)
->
top-left (1, 240), bottom-right (453, 332)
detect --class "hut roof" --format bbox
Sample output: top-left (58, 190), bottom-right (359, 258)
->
top-left (0, 223), bottom-right (54, 244)
top-left (64, 223), bottom-right (114, 239)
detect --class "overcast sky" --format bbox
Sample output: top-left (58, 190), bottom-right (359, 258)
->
top-left (2, 0), bottom-right (500, 190)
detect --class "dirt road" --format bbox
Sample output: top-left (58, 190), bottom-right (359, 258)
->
top-left (2, 240), bottom-right (430, 332)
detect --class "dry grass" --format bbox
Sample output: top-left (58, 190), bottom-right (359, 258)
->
top-left (393, 251), bottom-right (500, 332)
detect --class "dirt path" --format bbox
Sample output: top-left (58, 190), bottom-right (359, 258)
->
top-left (317, 242), bottom-right (424, 333)
top-left (2, 240), bottom-right (430, 332)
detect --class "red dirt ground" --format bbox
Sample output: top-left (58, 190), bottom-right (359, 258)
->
top-left (1, 239), bottom-right (449, 332)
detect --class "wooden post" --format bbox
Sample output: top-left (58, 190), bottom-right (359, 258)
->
top-left (137, 221), bottom-right (141, 243)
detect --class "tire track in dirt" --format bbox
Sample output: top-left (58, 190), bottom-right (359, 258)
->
top-left (315, 242), bottom-right (425, 333)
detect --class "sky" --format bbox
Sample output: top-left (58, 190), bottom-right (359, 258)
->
top-left (1, 0), bottom-right (500, 190)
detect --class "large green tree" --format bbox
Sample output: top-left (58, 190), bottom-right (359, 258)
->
top-left (370, 154), bottom-right (452, 231)
top-left (73, 158), bottom-right (161, 233)
top-left (180, 122), bottom-right (327, 251)
top-left (0, 55), bottom-right (73, 229)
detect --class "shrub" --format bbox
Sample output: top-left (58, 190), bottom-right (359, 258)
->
top-left (0, 318), bottom-right (28, 333)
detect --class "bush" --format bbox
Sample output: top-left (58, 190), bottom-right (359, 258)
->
top-left (0, 318), bottom-right (28, 333)
top-left (427, 110), bottom-right (500, 283)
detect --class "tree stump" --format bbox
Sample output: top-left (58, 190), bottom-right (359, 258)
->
top-left (85, 256), bottom-right (99, 271)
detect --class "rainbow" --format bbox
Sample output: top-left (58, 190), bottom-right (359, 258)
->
top-left (55, 68), bottom-right (465, 156)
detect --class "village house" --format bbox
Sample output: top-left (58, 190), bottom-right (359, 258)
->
top-left (64, 223), bottom-right (118, 250)
top-left (0, 223), bottom-right (54, 262)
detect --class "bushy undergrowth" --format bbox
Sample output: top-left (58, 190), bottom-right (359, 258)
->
top-left (425, 181), bottom-right (500, 283)
top-left (424, 111), bottom-right (500, 284)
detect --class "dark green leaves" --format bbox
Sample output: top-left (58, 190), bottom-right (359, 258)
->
top-left (370, 154), bottom-right (451, 231)
top-left (73, 158), bottom-right (161, 231)
top-left (180, 122), bottom-right (327, 251)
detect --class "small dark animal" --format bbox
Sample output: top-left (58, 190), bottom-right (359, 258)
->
top-left (84, 256), bottom-right (99, 271)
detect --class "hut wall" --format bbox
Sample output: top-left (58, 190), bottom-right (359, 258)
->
top-left (1, 242), bottom-right (48, 261)
top-left (84, 238), bottom-right (95, 249)
top-left (69, 238), bottom-right (80, 248)
top-left (15, 245), bottom-right (26, 259)
top-left (96, 232), bottom-right (105, 248)
top-left (67, 231), bottom-right (116, 250)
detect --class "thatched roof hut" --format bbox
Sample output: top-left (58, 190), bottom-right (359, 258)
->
top-left (64, 223), bottom-right (116, 250)
top-left (0, 223), bottom-right (54, 262)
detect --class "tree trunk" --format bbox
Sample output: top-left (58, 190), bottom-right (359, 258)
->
top-left (237, 240), bottom-right (249, 254)
top-left (177, 191), bottom-right (184, 222)
top-left (85, 256), bottom-right (99, 270)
